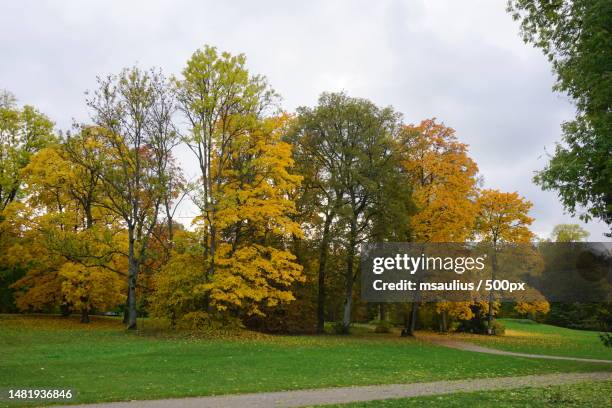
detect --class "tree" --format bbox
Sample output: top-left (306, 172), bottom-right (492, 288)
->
top-left (507, 1), bottom-right (612, 235)
top-left (175, 45), bottom-right (277, 288)
top-left (11, 133), bottom-right (127, 322)
top-left (476, 189), bottom-right (534, 333)
top-left (0, 93), bottom-right (55, 211)
top-left (400, 119), bottom-right (479, 243)
top-left (85, 67), bottom-right (178, 329)
top-left (0, 94), bottom-right (56, 314)
top-left (515, 299), bottom-right (550, 321)
top-left (151, 115), bottom-right (304, 325)
top-left (290, 92), bottom-right (410, 333)
top-left (398, 119), bottom-right (480, 335)
top-left (170, 46), bottom-right (304, 324)
top-left (550, 223), bottom-right (590, 242)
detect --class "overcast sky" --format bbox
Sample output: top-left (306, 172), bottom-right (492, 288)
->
top-left (2, 0), bottom-right (609, 240)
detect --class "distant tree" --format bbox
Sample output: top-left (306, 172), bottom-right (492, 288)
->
top-left (515, 299), bottom-right (550, 321)
top-left (476, 189), bottom-right (534, 333)
top-left (507, 0), bottom-right (612, 235)
top-left (550, 223), bottom-right (590, 243)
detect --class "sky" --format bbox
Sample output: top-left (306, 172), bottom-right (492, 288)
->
top-left (1, 0), bottom-right (609, 240)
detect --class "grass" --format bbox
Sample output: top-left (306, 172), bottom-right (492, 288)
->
top-left (0, 315), bottom-right (610, 407)
top-left (318, 380), bottom-right (612, 407)
top-left (450, 319), bottom-right (612, 360)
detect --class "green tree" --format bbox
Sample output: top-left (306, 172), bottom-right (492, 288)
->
top-left (507, 0), bottom-right (612, 235)
top-left (550, 223), bottom-right (590, 242)
top-left (290, 92), bottom-right (411, 333)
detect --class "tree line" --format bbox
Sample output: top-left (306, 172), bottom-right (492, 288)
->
top-left (1, 45), bottom-right (546, 333)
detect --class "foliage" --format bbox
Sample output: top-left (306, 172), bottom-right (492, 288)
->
top-left (399, 119), bottom-right (479, 243)
top-left (476, 189), bottom-right (534, 245)
top-left (550, 223), bottom-right (590, 242)
top-left (507, 0), bottom-right (612, 233)
top-left (514, 300), bottom-right (550, 321)
top-left (0, 93), bottom-right (55, 211)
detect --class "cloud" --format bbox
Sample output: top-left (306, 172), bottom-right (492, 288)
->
top-left (1, 0), bottom-right (608, 238)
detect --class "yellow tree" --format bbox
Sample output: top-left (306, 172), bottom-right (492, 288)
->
top-left (11, 132), bottom-right (126, 322)
top-left (400, 119), bottom-right (479, 243)
top-left (151, 115), bottom-right (304, 326)
top-left (476, 188), bottom-right (535, 332)
top-left (399, 119), bottom-right (480, 334)
top-left (208, 115), bottom-right (304, 317)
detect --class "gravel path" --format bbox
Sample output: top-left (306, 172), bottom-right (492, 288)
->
top-left (53, 372), bottom-right (611, 408)
top-left (422, 335), bottom-right (612, 364)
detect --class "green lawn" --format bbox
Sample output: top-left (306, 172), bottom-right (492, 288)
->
top-left (318, 380), bottom-right (612, 407)
top-left (0, 315), bottom-right (610, 407)
top-left (452, 319), bottom-right (612, 360)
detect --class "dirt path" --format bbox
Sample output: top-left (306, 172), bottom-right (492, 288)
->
top-left (54, 372), bottom-right (611, 408)
top-left (421, 335), bottom-right (612, 364)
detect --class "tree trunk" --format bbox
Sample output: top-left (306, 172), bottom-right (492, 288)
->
top-left (342, 217), bottom-right (357, 332)
top-left (401, 301), bottom-right (419, 336)
top-left (440, 310), bottom-right (448, 333)
top-left (379, 303), bottom-right (386, 321)
top-left (80, 308), bottom-right (90, 323)
top-left (316, 214), bottom-right (333, 333)
top-left (127, 228), bottom-right (138, 330)
top-left (486, 249), bottom-right (498, 335)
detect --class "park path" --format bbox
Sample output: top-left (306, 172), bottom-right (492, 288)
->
top-left (54, 372), bottom-right (611, 408)
top-left (420, 334), bottom-right (612, 364)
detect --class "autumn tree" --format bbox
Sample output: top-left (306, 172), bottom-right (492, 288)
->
top-left (475, 189), bottom-right (534, 333)
top-left (84, 67), bottom-right (179, 329)
top-left (0, 92), bottom-right (55, 211)
top-left (0, 92), bottom-right (55, 313)
top-left (151, 115), bottom-right (304, 325)
top-left (11, 129), bottom-right (128, 322)
top-left (151, 47), bottom-right (304, 326)
top-left (175, 45), bottom-right (277, 283)
top-left (397, 119), bottom-right (480, 334)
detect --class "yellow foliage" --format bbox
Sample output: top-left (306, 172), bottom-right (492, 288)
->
top-left (436, 301), bottom-right (474, 321)
top-left (515, 300), bottom-right (550, 317)
top-left (59, 262), bottom-right (125, 312)
top-left (476, 189), bottom-right (535, 244)
top-left (400, 119), bottom-right (479, 243)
